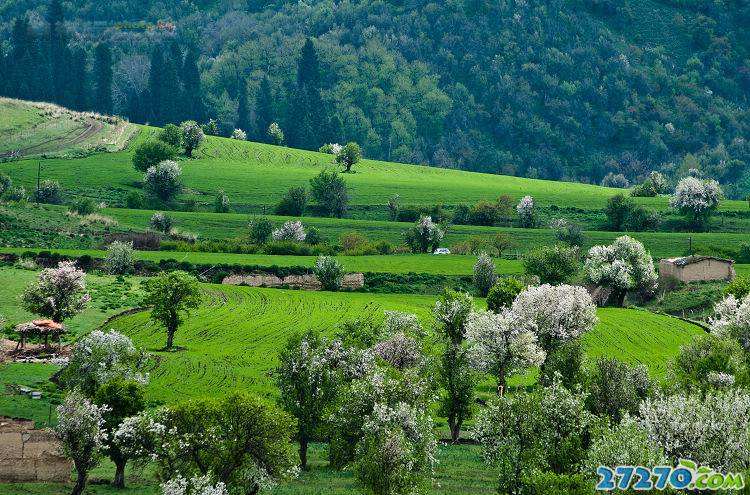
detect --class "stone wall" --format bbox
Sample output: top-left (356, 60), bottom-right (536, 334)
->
top-left (659, 258), bottom-right (735, 283)
top-left (0, 417), bottom-right (71, 482)
top-left (222, 273), bottom-right (365, 290)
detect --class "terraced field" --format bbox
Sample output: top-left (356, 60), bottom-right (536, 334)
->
top-left (108, 285), bottom-right (704, 403)
top-left (1, 100), bottom-right (745, 213)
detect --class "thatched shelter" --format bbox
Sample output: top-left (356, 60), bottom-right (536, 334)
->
top-left (14, 320), bottom-right (65, 350)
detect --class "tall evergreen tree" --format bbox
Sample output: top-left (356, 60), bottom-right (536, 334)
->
top-left (47, 0), bottom-right (67, 103)
top-left (71, 47), bottom-right (88, 111)
top-left (148, 47), bottom-right (165, 124)
top-left (93, 43), bottom-right (113, 114)
top-left (182, 47), bottom-right (204, 122)
top-left (286, 38), bottom-right (329, 150)
top-left (236, 78), bottom-right (250, 133)
top-left (8, 18), bottom-right (32, 99)
top-left (161, 49), bottom-right (181, 124)
top-left (169, 41), bottom-right (184, 122)
top-left (255, 75), bottom-right (274, 142)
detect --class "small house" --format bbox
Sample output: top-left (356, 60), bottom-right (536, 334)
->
top-left (659, 256), bottom-right (736, 283)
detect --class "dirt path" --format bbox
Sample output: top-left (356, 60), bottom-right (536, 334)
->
top-left (0, 118), bottom-right (104, 159)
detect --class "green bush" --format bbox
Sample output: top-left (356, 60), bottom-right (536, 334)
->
top-left (486, 277), bottom-right (525, 313)
top-left (132, 140), bottom-right (177, 172)
top-left (158, 124), bottom-right (182, 147)
top-left (523, 244), bottom-right (580, 284)
top-left (521, 471), bottom-right (594, 495)
top-left (69, 197), bottom-right (97, 215)
top-left (724, 276), bottom-right (750, 299)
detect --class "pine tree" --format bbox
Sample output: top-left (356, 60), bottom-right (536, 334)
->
top-left (93, 43), bottom-right (113, 114)
top-left (8, 18), bottom-right (32, 98)
top-left (47, 0), bottom-right (67, 104)
top-left (148, 47), bottom-right (165, 124)
top-left (287, 38), bottom-right (329, 150)
top-left (182, 47), bottom-right (204, 122)
top-left (161, 51), bottom-right (181, 125)
top-left (236, 78), bottom-right (250, 134)
top-left (255, 75), bottom-right (274, 142)
top-left (168, 42), bottom-right (184, 122)
top-left (71, 47), bottom-right (88, 111)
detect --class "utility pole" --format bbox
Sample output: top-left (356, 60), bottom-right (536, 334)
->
top-left (688, 236), bottom-right (693, 256)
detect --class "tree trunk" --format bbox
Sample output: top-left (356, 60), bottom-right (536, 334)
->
top-left (449, 414), bottom-right (462, 444)
top-left (71, 464), bottom-right (87, 495)
top-left (166, 328), bottom-right (175, 350)
top-left (299, 438), bottom-right (309, 469)
top-left (612, 289), bottom-right (626, 307)
top-left (114, 459), bottom-right (126, 489)
top-left (497, 367), bottom-right (507, 397)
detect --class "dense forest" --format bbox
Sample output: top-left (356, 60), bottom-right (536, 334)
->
top-left (1, 0), bottom-right (750, 196)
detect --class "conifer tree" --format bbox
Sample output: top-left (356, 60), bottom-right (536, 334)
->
top-left (255, 75), bottom-right (274, 142)
top-left (182, 47), bottom-right (204, 122)
top-left (93, 43), bottom-right (113, 114)
top-left (236, 78), bottom-right (250, 134)
top-left (71, 47), bottom-right (88, 111)
top-left (148, 47), bottom-right (165, 124)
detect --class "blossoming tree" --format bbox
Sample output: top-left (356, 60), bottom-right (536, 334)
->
top-left (669, 176), bottom-right (722, 228)
top-left (473, 252), bottom-right (497, 297)
top-left (710, 293), bottom-right (750, 351)
top-left (584, 235), bottom-right (657, 306)
top-left (516, 195), bottom-right (536, 228)
top-left (403, 216), bottom-right (444, 253)
top-left (271, 220), bottom-right (306, 242)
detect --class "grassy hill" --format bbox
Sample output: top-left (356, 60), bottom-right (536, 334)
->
top-left (0, 98), bottom-right (137, 160)
top-left (1, 99), bottom-right (746, 217)
top-left (108, 284), bottom-right (704, 403)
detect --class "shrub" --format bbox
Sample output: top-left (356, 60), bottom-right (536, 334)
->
top-left (125, 191), bottom-right (143, 209)
top-left (158, 124), bottom-right (182, 147)
top-left (492, 233), bottom-right (512, 256)
top-left (670, 176), bottom-right (722, 229)
top-left (319, 143), bottom-right (342, 154)
top-left (0, 173), bottom-right (12, 197)
top-left (586, 358), bottom-right (652, 422)
top-left (314, 255), bottom-right (344, 291)
top-left (403, 216), bottom-right (444, 254)
top-left (452, 204), bottom-right (471, 224)
top-left (486, 277), bottom-right (525, 313)
top-left (387, 194), bottom-right (400, 221)
top-left (523, 244), bottom-right (580, 284)
top-left (550, 218), bottom-right (584, 247)
top-left (584, 236), bottom-right (657, 306)
top-left (341, 232), bottom-right (369, 251)
top-left (272, 220), bottom-right (306, 242)
top-left (69, 197), bottom-right (97, 216)
top-left (305, 226), bottom-right (322, 245)
top-left (275, 186), bottom-right (307, 216)
top-left (538, 340), bottom-right (584, 389)
top-left (669, 334), bottom-right (747, 390)
top-left (132, 140), bottom-right (177, 172)
top-left (37, 180), bottom-right (63, 204)
top-left (521, 471), bottom-right (593, 495)
top-left (724, 276), bottom-right (750, 299)
top-left (248, 217), bottom-right (273, 245)
top-left (200, 119), bottom-right (218, 136)
top-left (144, 160), bottom-right (182, 200)
top-left (516, 195), bottom-right (536, 227)
top-left (604, 193), bottom-right (633, 230)
top-left (150, 212), bottom-right (173, 234)
top-left (310, 170), bottom-right (348, 218)
top-left (5, 186), bottom-right (27, 202)
top-left (601, 172), bottom-right (630, 188)
top-left (104, 241), bottom-right (134, 275)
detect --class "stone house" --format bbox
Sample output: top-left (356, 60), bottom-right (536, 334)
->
top-left (659, 256), bottom-right (736, 283)
top-left (0, 416), bottom-right (71, 482)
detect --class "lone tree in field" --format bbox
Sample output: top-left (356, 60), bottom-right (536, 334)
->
top-left (180, 120), bottom-right (205, 157)
top-left (336, 142), bottom-right (362, 172)
top-left (276, 331), bottom-right (341, 469)
top-left (584, 235), bottom-right (657, 306)
top-left (466, 310), bottom-right (545, 396)
top-left (142, 271), bottom-right (201, 350)
top-left (404, 216), bottom-right (444, 254)
top-left (516, 195), bottom-right (536, 228)
top-left (433, 290), bottom-right (476, 443)
top-left (22, 260), bottom-right (90, 331)
top-left (310, 169), bottom-right (349, 218)
top-left (473, 252), bottom-right (497, 297)
top-left (143, 160), bottom-right (182, 201)
top-left (670, 176), bottom-right (722, 229)
top-left (132, 140), bottom-right (177, 172)
top-left (55, 390), bottom-right (108, 495)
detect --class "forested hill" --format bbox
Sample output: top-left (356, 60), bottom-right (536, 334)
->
top-left (2, 0), bottom-right (750, 196)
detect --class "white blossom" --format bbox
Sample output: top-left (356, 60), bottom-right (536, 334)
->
top-left (272, 220), bottom-right (306, 242)
top-left (21, 260), bottom-right (90, 322)
top-left (640, 389), bottom-right (750, 471)
top-left (710, 294), bottom-right (750, 351)
top-left (372, 332), bottom-right (424, 370)
top-left (161, 474), bottom-right (227, 495)
top-left (516, 195), bottom-right (535, 227)
top-left (707, 371), bottom-right (736, 387)
top-left (55, 389), bottom-right (109, 468)
top-left (584, 236), bottom-right (657, 294)
top-left (230, 129), bottom-right (247, 141)
top-left (670, 177), bottom-right (722, 214)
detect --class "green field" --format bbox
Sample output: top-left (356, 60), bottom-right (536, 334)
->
top-left (107, 284), bottom-right (703, 403)
top-left (1, 100), bottom-right (745, 214)
top-left (0, 98), bottom-right (136, 159)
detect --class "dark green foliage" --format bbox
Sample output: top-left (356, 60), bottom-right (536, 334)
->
top-left (538, 340), bottom-right (584, 390)
top-left (0, 174), bottom-right (12, 196)
top-left (336, 142), bottom-right (362, 173)
top-left (523, 244), bottom-right (579, 284)
top-left (236, 77), bottom-right (250, 135)
top-left (305, 226), bottom-right (322, 245)
top-left (132, 140), bottom-right (177, 172)
top-left (604, 194), bottom-right (633, 231)
top-left (142, 270), bottom-right (201, 350)
top-left (69, 197), bottom-right (96, 216)
top-left (585, 358), bottom-right (651, 423)
top-left (248, 216), bottom-right (274, 245)
top-left (275, 186), bottom-right (307, 216)
top-left (486, 277), bottom-right (525, 313)
top-left (36, 180), bottom-right (63, 204)
top-left (255, 76), bottom-right (274, 141)
top-left (670, 335), bottom-right (748, 391)
top-left (521, 471), bottom-right (594, 495)
top-left (93, 43), bottom-right (113, 114)
top-left (158, 124), bottom-right (182, 148)
top-left (724, 276), bottom-right (750, 300)
top-left (125, 191), bottom-right (144, 209)
top-left (309, 170), bottom-right (348, 218)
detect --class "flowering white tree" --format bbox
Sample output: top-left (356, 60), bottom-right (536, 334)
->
top-left (466, 310), bottom-right (545, 395)
top-left (382, 311), bottom-right (424, 337)
top-left (640, 389), bottom-right (750, 471)
top-left (373, 332), bottom-right (424, 371)
top-left (272, 220), bottom-right (306, 242)
top-left (144, 160), bottom-right (182, 200)
top-left (150, 211), bottom-right (173, 233)
top-left (62, 329), bottom-right (148, 395)
top-left (710, 294), bottom-right (750, 351)
top-left (230, 128), bottom-right (247, 141)
top-left (104, 241), bottom-right (134, 275)
top-left (162, 474), bottom-right (227, 495)
top-left (670, 176), bottom-right (722, 227)
top-left (354, 402), bottom-right (437, 495)
top-left (21, 260), bottom-right (90, 327)
top-left (584, 236), bottom-right (657, 306)
top-left (404, 216), bottom-right (444, 253)
top-left (180, 120), bottom-right (205, 157)
top-left (267, 122), bottom-right (284, 145)
top-left (55, 389), bottom-right (109, 495)
top-left (313, 255), bottom-right (344, 291)
top-left (516, 195), bottom-right (536, 228)
top-left (584, 415), bottom-right (666, 475)
top-left (510, 284), bottom-right (598, 355)
top-left (473, 252), bottom-right (497, 297)
top-left (276, 331), bottom-right (342, 468)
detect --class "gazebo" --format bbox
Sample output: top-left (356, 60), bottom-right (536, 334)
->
top-left (14, 320), bottom-right (65, 350)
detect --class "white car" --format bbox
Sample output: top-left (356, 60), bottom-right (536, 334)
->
top-left (433, 248), bottom-right (451, 255)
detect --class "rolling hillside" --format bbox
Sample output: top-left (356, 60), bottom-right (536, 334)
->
top-left (108, 284), bottom-right (704, 403)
